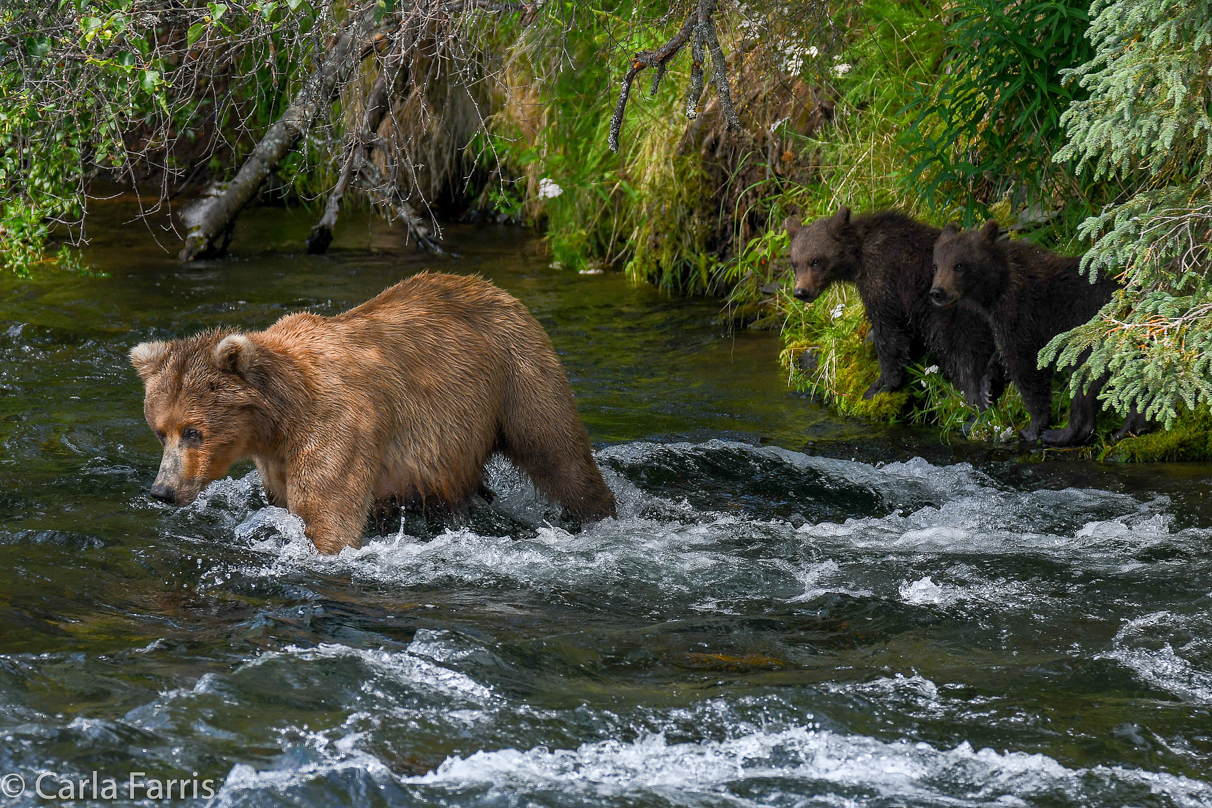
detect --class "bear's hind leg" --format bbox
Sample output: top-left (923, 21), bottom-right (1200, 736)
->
top-left (1113, 407), bottom-right (1155, 441)
top-left (1015, 368), bottom-right (1055, 444)
top-left (500, 399), bottom-right (616, 522)
top-left (1041, 374), bottom-right (1106, 448)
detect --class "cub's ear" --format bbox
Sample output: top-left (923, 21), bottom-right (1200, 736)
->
top-left (940, 222), bottom-right (960, 239)
top-left (130, 341), bottom-right (171, 381)
top-left (830, 205), bottom-right (852, 229)
top-left (213, 333), bottom-right (257, 377)
top-left (784, 215), bottom-right (803, 239)
top-left (981, 219), bottom-right (1002, 241)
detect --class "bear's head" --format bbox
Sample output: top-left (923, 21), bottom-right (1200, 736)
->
top-left (785, 206), bottom-right (860, 303)
top-left (130, 331), bottom-right (263, 506)
top-left (930, 220), bottom-right (1006, 310)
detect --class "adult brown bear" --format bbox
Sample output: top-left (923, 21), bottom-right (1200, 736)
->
top-left (786, 207), bottom-right (1004, 409)
top-left (930, 220), bottom-right (1150, 446)
top-left (130, 272), bottom-right (616, 554)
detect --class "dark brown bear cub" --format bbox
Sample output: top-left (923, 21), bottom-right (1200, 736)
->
top-left (131, 272), bottom-right (616, 554)
top-left (786, 206), bottom-right (1003, 408)
top-left (930, 220), bottom-right (1148, 446)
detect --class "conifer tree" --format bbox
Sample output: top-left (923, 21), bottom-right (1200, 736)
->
top-left (1042, 0), bottom-right (1212, 427)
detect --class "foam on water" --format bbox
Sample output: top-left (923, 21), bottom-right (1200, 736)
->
top-left (405, 724), bottom-right (1212, 807)
top-left (187, 441), bottom-right (1212, 623)
top-left (148, 439), bottom-right (1212, 806)
top-left (1101, 609), bottom-right (1212, 704)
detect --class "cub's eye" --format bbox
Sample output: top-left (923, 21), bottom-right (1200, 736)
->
top-left (811, 258), bottom-right (821, 267)
top-left (954, 262), bottom-right (966, 273)
top-left (181, 427), bottom-right (203, 443)
top-left (154, 430), bottom-right (166, 444)
top-left (932, 263), bottom-right (938, 272)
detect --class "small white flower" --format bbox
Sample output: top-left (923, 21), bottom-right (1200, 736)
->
top-left (807, 46), bottom-right (819, 57)
top-left (769, 116), bottom-right (790, 135)
top-left (924, 364), bottom-right (939, 375)
top-left (830, 303), bottom-right (845, 320)
top-left (538, 178), bottom-right (563, 199)
top-left (832, 63), bottom-right (851, 77)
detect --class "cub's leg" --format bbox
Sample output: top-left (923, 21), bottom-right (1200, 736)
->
top-left (1042, 371), bottom-right (1108, 448)
top-left (865, 319), bottom-right (912, 399)
top-left (1113, 407), bottom-right (1155, 441)
top-left (1014, 366), bottom-right (1055, 444)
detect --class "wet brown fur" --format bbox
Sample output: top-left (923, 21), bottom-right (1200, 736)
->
top-left (131, 272), bottom-right (616, 554)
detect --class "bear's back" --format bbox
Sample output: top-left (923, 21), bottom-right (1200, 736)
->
top-left (852, 212), bottom-right (941, 315)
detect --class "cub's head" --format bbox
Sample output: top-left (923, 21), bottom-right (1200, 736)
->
top-left (930, 220), bottom-right (1005, 309)
top-left (785, 206), bottom-right (860, 304)
top-left (130, 331), bottom-right (261, 506)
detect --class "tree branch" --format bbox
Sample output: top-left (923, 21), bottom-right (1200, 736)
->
top-left (608, 0), bottom-right (740, 153)
top-left (178, 6), bottom-right (382, 261)
top-left (307, 24), bottom-right (414, 255)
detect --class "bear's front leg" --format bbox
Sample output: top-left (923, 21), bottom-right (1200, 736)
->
top-left (286, 450), bottom-right (375, 555)
top-left (864, 321), bottom-right (910, 399)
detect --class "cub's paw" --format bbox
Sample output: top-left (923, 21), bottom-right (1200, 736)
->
top-left (863, 377), bottom-right (900, 400)
top-left (1112, 411), bottom-right (1155, 442)
top-left (1018, 424), bottom-right (1045, 444)
top-left (1040, 426), bottom-right (1088, 448)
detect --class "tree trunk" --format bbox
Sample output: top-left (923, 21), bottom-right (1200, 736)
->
top-left (178, 8), bottom-right (380, 261)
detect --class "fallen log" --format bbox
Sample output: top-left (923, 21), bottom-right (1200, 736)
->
top-left (178, 6), bottom-right (382, 261)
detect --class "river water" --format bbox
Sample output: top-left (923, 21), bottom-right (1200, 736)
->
top-left (0, 203), bottom-right (1209, 806)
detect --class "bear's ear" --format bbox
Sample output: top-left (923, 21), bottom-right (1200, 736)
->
top-left (130, 341), bottom-right (171, 381)
top-left (830, 205), bottom-right (851, 229)
top-left (940, 222), bottom-right (960, 240)
top-left (784, 215), bottom-right (803, 239)
top-left (213, 333), bottom-right (257, 377)
top-left (981, 219), bottom-right (1001, 241)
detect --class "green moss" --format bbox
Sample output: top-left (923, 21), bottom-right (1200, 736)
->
top-left (1099, 409), bottom-right (1212, 462)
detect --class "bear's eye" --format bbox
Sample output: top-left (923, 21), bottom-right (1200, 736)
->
top-left (181, 427), bottom-right (203, 443)
top-left (155, 430), bottom-right (166, 444)
top-left (954, 262), bottom-right (965, 273)
top-left (811, 258), bottom-right (821, 267)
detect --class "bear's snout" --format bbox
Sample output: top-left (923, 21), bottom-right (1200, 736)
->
top-left (929, 287), bottom-right (953, 307)
top-left (149, 482), bottom-right (177, 504)
top-left (793, 287), bottom-right (820, 303)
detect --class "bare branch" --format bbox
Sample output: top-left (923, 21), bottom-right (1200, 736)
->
top-left (608, 11), bottom-right (696, 153)
top-left (609, 0), bottom-right (741, 152)
top-left (307, 23), bottom-right (415, 255)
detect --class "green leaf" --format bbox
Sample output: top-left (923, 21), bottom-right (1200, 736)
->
top-left (285, 0), bottom-right (302, 10)
top-left (25, 36), bottom-right (51, 59)
top-left (207, 3), bottom-right (228, 21)
top-left (116, 51), bottom-right (136, 68)
top-left (187, 23), bottom-right (206, 47)
top-left (140, 69), bottom-right (161, 93)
